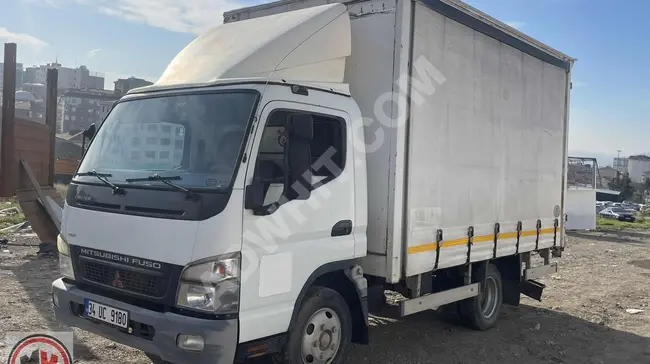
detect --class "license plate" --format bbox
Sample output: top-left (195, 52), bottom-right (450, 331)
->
top-left (84, 299), bottom-right (129, 329)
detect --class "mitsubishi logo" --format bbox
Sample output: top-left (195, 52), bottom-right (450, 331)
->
top-left (112, 272), bottom-right (124, 288)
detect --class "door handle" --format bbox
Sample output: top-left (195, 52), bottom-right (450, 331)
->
top-left (331, 220), bottom-right (353, 237)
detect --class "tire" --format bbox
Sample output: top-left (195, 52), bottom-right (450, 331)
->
top-left (458, 263), bottom-right (503, 331)
top-left (276, 286), bottom-right (353, 364)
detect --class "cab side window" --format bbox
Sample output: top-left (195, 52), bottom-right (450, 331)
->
top-left (252, 110), bottom-right (346, 208)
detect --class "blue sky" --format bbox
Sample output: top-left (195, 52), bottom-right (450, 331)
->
top-left (1, 0), bottom-right (648, 162)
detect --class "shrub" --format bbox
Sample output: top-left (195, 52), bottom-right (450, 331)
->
top-left (55, 183), bottom-right (69, 199)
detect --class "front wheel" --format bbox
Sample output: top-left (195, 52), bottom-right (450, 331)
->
top-left (458, 263), bottom-right (503, 331)
top-left (276, 286), bottom-right (353, 364)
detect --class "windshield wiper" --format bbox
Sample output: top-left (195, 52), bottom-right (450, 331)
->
top-left (126, 174), bottom-right (200, 201)
top-left (75, 170), bottom-right (126, 196)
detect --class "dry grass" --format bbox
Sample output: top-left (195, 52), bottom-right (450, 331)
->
top-left (597, 216), bottom-right (650, 231)
top-left (0, 199), bottom-right (25, 235)
top-left (55, 183), bottom-right (69, 199)
top-left (3, 232), bottom-right (650, 363)
top-left (0, 214), bottom-right (26, 228)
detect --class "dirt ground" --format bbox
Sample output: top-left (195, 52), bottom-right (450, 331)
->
top-left (1, 230), bottom-right (650, 364)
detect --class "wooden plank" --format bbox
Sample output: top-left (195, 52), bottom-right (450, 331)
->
top-left (19, 170), bottom-right (47, 189)
top-left (46, 68), bottom-right (58, 187)
top-left (20, 164), bottom-right (42, 179)
top-left (16, 123), bottom-right (50, 142)
top-left (18, 167), bottom-right (48, 192)
top-left (0, 43), bottom-right (17, 197)
top-left (17, 155), bottom-right (46, 168)
top-left (16, 186), bottom-right (62, 244)
top-left (15, 122), bottom-right (49, 134)
top-left (17, 153), bottom-right (45, 167)
top-left (19, 160), bottom-right (61, 231)
top-left (15, 194), bottom-right (59, 244)
top-left (15, 120), bottom-right (52, 189)
top-left (14, 136), bottom-right (51, 187)
top-left (16, 140), bottom-right (50, 154)
top-left (0, 45), bottom-right (55, 198)
top-left (15, 133), bottom-right (50, 144)
top-left (55, 159), bottom-right (79, 175)
top-left (16, 119), bottom-right (49, 133)
top-left (15, 187), bottom-right (63, 206)
top-left (15, 148), bottom-right (46, 160)
top-left (16, 118), bottom-right (49, 127)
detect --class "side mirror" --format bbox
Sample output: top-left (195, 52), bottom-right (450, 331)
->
top-left (83, 123), bottom-right (97, 140)
top-left (245, 181), bottom-right (279, 216)
top-left (285, 113), bottom-right (313, 201)
top-left (245, 181), bottom-right (265, 211)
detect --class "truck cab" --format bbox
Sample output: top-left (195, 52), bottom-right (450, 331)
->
top-left (52, 5), bottom-right (373, 360)
top-left (53, 77), bottom-right (370, 362)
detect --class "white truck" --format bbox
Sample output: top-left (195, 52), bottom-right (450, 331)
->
top-left (51, 0), bottom-right (574, 363)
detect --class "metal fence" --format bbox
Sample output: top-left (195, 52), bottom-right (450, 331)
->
top-left (567, 157), bottom-right (600, 189)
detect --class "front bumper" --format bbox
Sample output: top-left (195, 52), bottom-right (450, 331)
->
top-left (52, 278), bottom-right (237, 364)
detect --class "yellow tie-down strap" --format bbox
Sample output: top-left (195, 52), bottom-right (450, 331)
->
top-left (407, 227), bottom-right (556, 255)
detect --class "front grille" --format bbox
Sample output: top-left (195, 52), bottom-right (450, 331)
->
top-left (81, 261), bottom-right (166, 298)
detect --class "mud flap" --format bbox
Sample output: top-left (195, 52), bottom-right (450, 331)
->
top-left (502, 279), bottom-right (521, 306)
top-left (521, 280), bottom-right (546, 302)
top-left (495, 255), bottom-right (522, 306)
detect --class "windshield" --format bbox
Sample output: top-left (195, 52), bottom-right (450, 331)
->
top-left (76, 91), bottom-right (258, 190)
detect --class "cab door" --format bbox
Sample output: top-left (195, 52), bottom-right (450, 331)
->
top-left (238, 99), bottom-right (356, 343)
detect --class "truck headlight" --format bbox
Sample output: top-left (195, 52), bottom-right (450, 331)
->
top-left (176, 253), bottom-right (240, 314)
top-left (57, 235), bottom-right (75, 280)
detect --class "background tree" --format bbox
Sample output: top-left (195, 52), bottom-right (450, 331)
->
top-left (609, 172), bottom-right (634, 200)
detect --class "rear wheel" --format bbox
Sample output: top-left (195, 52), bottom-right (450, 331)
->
top-left (458, 263), bottom-right (503, 331)
top-left (276, 286), bottom-right (352, 364)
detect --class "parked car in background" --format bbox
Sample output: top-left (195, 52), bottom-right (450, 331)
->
top-left (622, 201), bottom-right (641, 211)
top-left (600, 207), bottom-right (636, 222)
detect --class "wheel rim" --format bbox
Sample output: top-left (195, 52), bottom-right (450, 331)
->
top-left (301, 308), bottom-right (341, 364)
top-left (480, 276), bottom-right (498, 318)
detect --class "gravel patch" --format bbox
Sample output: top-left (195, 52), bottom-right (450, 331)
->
top-left (1, 231), bottom-right (649, 363)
